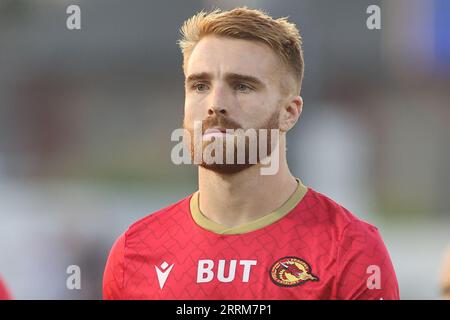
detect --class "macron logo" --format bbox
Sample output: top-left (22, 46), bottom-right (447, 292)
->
top-left (155, 261), bottom-right (174, 289)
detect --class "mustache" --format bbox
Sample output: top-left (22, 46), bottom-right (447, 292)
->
top-left (200, 115), bottom-right (242, 134)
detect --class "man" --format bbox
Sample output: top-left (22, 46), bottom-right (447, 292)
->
top-left (440, 245), bottom-right (450, 299)
top-left (103, 7), bottom-right (399, 300)
top-left (0, 276), bottom-right (11, 300)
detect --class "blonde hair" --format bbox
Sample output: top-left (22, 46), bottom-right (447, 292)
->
top-left (178, 7), bottom-right (304, 94)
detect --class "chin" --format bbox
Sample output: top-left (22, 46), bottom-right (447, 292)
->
top-left (199, 163), bottom-right (255, 175)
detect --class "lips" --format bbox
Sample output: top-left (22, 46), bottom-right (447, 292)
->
top-left (202, 127), bottom-right (231, 140)
top-left (204, 127), bottom-right (227, 134)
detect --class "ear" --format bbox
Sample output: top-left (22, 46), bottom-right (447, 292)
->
top-left (279, 96), bottom-right (303, 132)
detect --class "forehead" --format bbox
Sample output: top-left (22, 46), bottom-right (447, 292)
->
top-left (185, 35), bottom-right (284, 82)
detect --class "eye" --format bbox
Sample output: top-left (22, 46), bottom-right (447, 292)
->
top-left (235, 83), bottom-right (252, 93)
top-left (193, 83), bottom-right (209, 92)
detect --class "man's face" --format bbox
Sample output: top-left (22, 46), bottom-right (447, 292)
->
top-left (183, 35), bottom-right (289, 174)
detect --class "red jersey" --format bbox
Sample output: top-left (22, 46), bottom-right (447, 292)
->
top-left (103, 180), bottom-right (399, 300)
top-left (0, 276), bottom-right (11, 300)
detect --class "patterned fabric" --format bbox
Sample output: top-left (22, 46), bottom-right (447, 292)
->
top-left (103, 184), bottom-right (399, 300)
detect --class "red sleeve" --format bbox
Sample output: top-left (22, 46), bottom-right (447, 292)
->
top-left (335, 220), bottom-right (400, 300)
top-left (0, 276), bottom-right (12, 300)
top-left (103, 232), bottom-right (126, 300)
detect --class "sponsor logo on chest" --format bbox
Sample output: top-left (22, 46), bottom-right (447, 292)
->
top-left (154, 257), bottom-right (319, 289)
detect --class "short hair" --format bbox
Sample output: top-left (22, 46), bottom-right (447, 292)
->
top-left (178, 7), bottom-right (304, 94)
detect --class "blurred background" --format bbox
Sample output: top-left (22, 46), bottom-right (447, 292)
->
top-left (0, 0), bottom-right (449, 299)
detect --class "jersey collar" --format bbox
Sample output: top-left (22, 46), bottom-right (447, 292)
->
top-left (190, 178), bottom-right (308, 235)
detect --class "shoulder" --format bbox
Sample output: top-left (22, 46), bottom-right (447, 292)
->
top-left (123, 193), bottom-right (193, 241)
top-left (298, 187), bottom-right (377, 235)
top-left (103, 193), bottom-right (194, 298)
top-left (295, 187), bottom-right (390, 258)
top-left (0, 276), bottom-right (11, 300)
top-left (302, 189), bottom-right (398, 299)
top-left (302, 187), bottom-right (392, 254)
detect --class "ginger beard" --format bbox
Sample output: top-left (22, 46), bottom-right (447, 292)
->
top-left (182, 110), bottom-right (280, 175)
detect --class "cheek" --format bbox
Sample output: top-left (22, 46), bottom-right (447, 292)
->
top-left (238, 93), bottom-right (277, 127)
top-left (238, 92), bottom-right (266, 111)
top-left (184, 95), bottom-right (204, 121)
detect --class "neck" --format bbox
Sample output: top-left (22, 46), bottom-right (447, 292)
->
top-left (197, 140), bottom-right (297, 228)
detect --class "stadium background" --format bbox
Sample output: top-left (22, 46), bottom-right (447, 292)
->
top-left (0, 0), bottom-right (449, 299)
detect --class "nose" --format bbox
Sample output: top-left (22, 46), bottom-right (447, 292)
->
top-left (207, 85), bottom-right (228, 117)
top-left (208, 105), bottom-right (227, 116)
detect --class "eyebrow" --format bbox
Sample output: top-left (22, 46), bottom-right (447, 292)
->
top-left (185, 72), bottom-right (265, 88)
